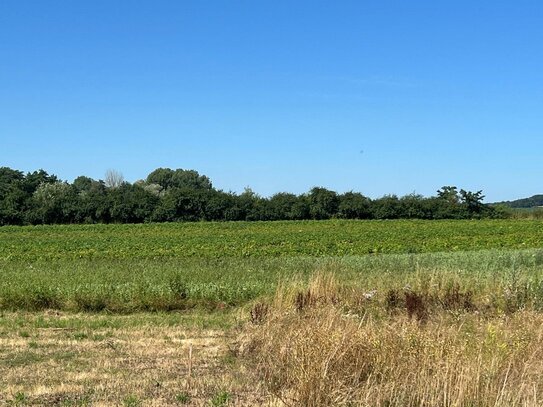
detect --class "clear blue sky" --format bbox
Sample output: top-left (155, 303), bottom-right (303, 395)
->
top-left (1, 1), bottom-right (542, 202)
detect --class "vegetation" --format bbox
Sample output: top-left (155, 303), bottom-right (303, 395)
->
top-left (508, 207), bottom-right (543, 220)
top-left (3, 218), bottom-right (543, 404)
top-left (3, 219), bottom-right (543, 262)
top-left (495, 194), bottom-right (543, 208)
top-left (0, 166), bottom-right (501, 226)
top-left (2, 220), bottom-right (543, 312)
top-left (242, 273), bottom-right (543, 406)
top-left (3, 250), bottom-right (543, 405)
top-left (0, 311), bottom-right (245, 406)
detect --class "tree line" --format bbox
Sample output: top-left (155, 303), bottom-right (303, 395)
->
top-left (0, 166), bottom-right (503, 226)
top-left (496, 194), bottom-right (543, 209)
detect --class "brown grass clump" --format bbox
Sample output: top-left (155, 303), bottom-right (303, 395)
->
top-left (241, 273), bottom-right (543, 406)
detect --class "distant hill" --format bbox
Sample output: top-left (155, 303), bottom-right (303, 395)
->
top-left (494, 195), bottom-right (543, 208)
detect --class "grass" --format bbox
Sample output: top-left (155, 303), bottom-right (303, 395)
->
top-left (510, 207), bottom-right (543, 220)
top-left (5, 267), bottom-right (543, 405)
top-left (3, 219), bottom-right (543, 313)
top-left (2, 248), bottom-right (543, 312)
top-left (3, 220), bottom-right (543, 404)
top-left (240, 273), bottom-right (543, 406)
top-left (0, 311), bottom-right (254, 406)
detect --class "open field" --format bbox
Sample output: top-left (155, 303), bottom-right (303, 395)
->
top-left (0, 311), bottom-right (262, 406)
top-left (2, 219), bottom-right (543, 313)
top-left (2, 249), bottom-right (543, 313)
top-left (3, 220), bottom-right (543, 260)
top-left (2, 220), bottom-right (543, 405)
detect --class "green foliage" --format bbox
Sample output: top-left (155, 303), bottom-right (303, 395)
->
top-left (459, 189), bottom-right (487, 217)
top-left (1, 221), bottom-right (543, 313)
top-left (308, 187), bottom-right (339, 220)
top-left (496, 194), bottom-right (543, 209)
top-left (122, 395), bottom-right (141, 407)
top-left (169, 274), bottom-right (189, 300)
top-left (372, 195), bottom-right (402, 219)
top-left (338, 192), bottom-right (372, 219)
top-left (0, 168), bottom-right (27, 225)
top-left (147, 168), bottom-right (212, 191)
top-left (30, 182), bottom-right (77, 224)
top-left (209, 390), bottom-right (231, 406)
top-left (268, 192), bottom-right (300, 220)
top-left (152, 188), bottom-right (208, 222)
top-left (0, 166), bottom-right (502, 225)
top-left (22, 169), bottom-right (58, 194)
top-left (175, 392), bottom-right (191, 404)
top-left (108, 183), bottom-right (158, 223)
top-left (3, 220), bottom-right (543, 261)
top-left (9, 392), bottom-right (28, 406)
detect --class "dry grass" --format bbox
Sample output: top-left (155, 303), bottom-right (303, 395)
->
top-left (240, 273), bottom-right (543, 407)
top-left (0, 312), bottom-right (270, 406)
top-left (5, 271), bottom-right (543, 406)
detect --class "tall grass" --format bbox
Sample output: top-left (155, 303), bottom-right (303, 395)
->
top-left (2, 249), bottom-right (543, 312)
top-left (241, 273), bottom-right (543, 406)
top-left (509, 207), bottom-right (543, 220)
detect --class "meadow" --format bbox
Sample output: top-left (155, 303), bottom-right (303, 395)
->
top-left (2, 219), bottom-right (543, 405)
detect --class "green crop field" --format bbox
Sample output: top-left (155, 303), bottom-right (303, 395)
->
top-left (2, 219), bottom-right (543, 261)
top-left (1, 219), bottom-right (543, 313)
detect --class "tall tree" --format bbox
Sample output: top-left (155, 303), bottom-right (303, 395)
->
top-left (338, 192), bottom-right (372, 219)
top-left (308, 187), bottom-right (339, 220)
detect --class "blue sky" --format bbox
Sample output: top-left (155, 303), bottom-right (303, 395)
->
top-left (1, 1), bottom-right (542, 201)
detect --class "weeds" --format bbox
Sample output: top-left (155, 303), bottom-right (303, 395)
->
top-left (441, 282), bottom-right (474, 311)
top-left (250, 302), bottom-right (268, 324)
top-left (241, 273), bottom-right (543, 406)
top-left (404, 290), bottom-right (428, 321)
top-left (8, 392), bottom-right (28, 406)
top-left (175, 391), bottom-right (191, 404)
top-left (2, 248), bottom-right (543, 313)
top-left (122, 395), bottom-right (141, 407)
top-left (209, 390), bottom-right (231, 406)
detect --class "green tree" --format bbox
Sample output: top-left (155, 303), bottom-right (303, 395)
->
top-left (109, 183), bottom-right (158, 223)
top-left (372, 195), bottom-right (402, 219)
top-left (308, 187), bottom-right (339, 220)
top-left (203, 190), bottom-right (237, 221)
top-left (29, 182), bottom-right (78, 224)
top-left (146, 168), bottom-right (212, 191)
top-left (400, 193), bottom-right (432, 219)
top-left (434, 186), bottom-right (464, 219)
top-left (0, 167), bottom-right (26, 225)
top-left (290, 195), bottom-right (311, 220)
top-left (459, 189), bottom-right (486, 217)
top-left (338, 192), bottom-right (372, 219)
top-left (146, 168), bottom-right (175, 189)
top-left (268, 192), bottom-right (300, 220)
top-left (152, 188), bottom-right (207, 222)
top-left (72, 176), bottom-right (95, 193)
top-left (23, 169), bottom-right (58, 195)
top-left (237, 187), bottom-right (261, 221)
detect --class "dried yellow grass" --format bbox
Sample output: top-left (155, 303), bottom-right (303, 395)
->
top-left (242, 273), bottom-right (543, 406)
